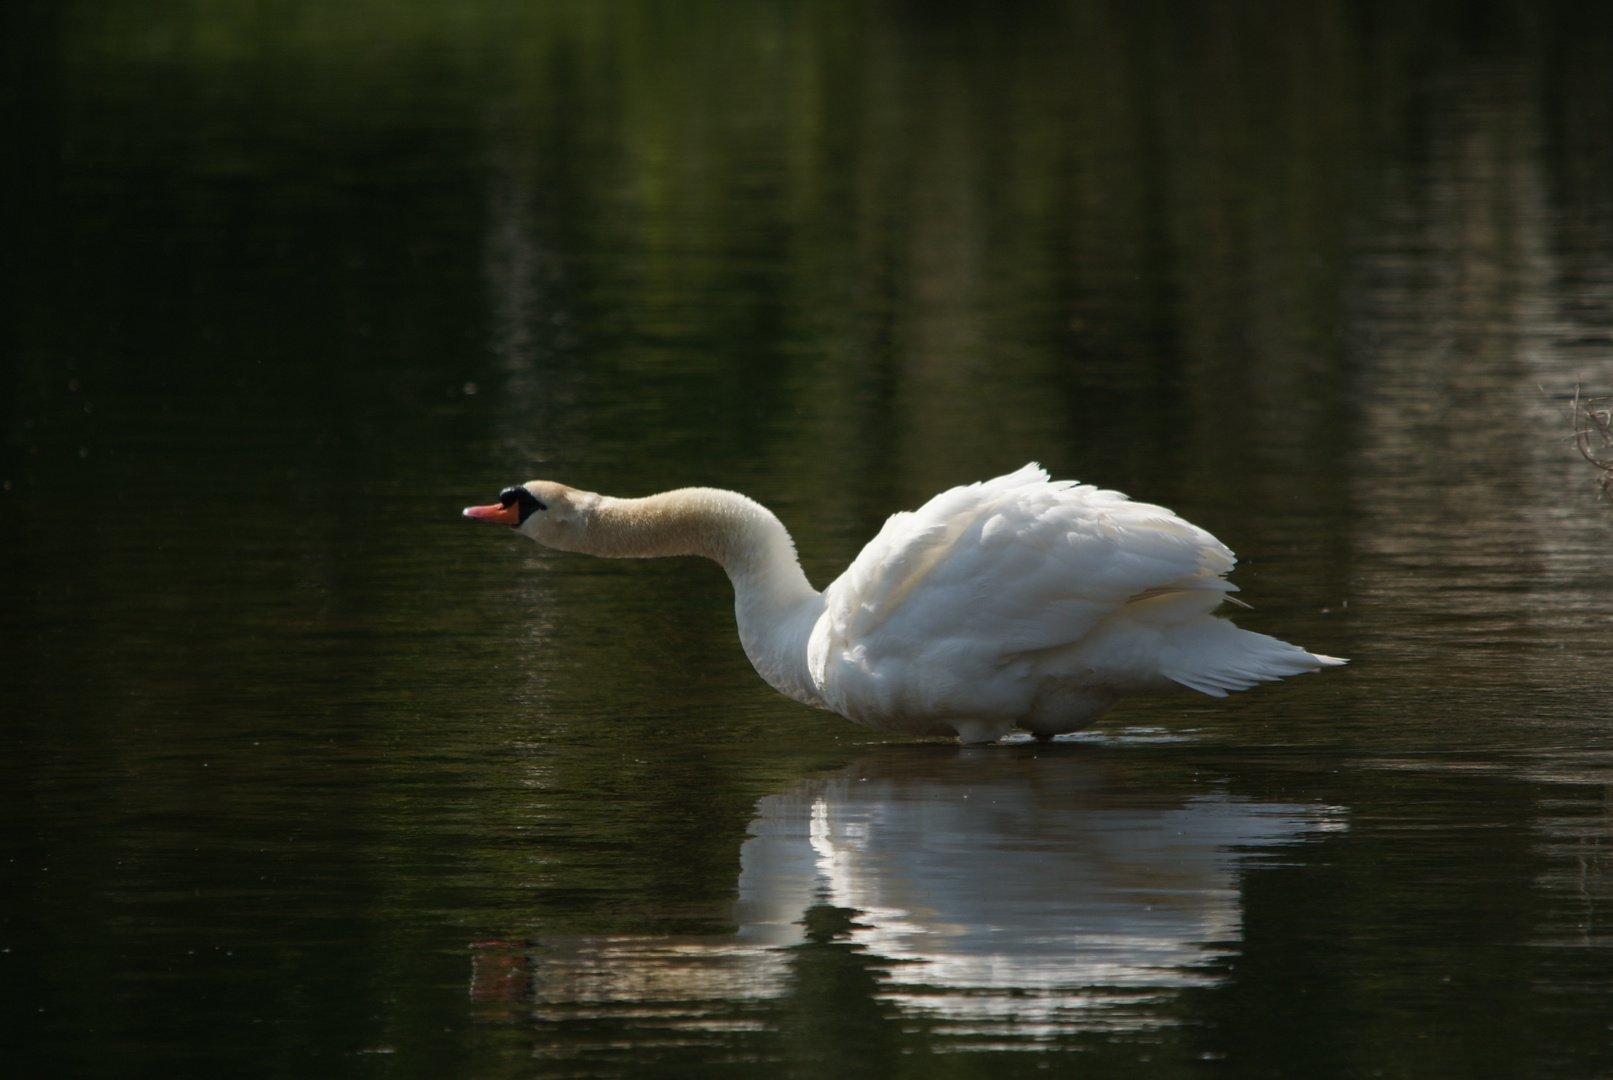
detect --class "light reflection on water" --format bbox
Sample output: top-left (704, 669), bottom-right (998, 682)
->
top-left (480, 747), bottom-right (1344, 1050)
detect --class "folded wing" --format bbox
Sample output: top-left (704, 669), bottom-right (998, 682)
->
top-left (810, 464), bottom-right (1242, 719)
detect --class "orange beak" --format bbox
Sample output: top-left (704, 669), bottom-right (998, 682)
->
top-left (463, 502), bottom-right (521, 526)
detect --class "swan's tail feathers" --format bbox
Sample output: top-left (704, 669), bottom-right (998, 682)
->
top-left (1162, 623), bottom-right (1347, 698)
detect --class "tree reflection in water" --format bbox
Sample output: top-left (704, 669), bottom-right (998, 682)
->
top-left (475, 744), bottom-right (1344, 1060)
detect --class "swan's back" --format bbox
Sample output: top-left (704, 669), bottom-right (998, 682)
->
top-left (808, 464), bottom-right (1338, 738)
top-left (822, 464), bottom-right (1236, 656)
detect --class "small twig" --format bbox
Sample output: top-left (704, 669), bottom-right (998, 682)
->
top-left (1572, 384), bottom-right (1613, 503)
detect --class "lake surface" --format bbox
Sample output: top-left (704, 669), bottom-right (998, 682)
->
top-left (5, 2), bottom-right (1613, 1077)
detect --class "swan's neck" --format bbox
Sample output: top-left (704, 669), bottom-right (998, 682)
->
top-left (586, 489), bottom-right (826, 706)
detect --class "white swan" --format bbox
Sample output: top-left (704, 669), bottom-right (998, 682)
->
top-left (464, 464), bottom-right (1344, 744)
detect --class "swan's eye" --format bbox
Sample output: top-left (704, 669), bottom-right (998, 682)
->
top-left (498, 486), bottom-right (547, 523)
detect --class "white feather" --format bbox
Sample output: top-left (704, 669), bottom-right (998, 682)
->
top-left (805, 464), bottom-right (1341, 739)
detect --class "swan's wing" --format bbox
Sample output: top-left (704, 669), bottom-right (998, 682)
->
top-left (812, 465), bottom-right (1238, 700)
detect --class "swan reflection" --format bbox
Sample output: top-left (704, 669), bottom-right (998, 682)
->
top-left (482, 744), bottom-right (1344, 1041)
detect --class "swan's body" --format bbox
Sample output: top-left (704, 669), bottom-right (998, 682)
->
top-left (464, 464), bottom-right (1344, 744)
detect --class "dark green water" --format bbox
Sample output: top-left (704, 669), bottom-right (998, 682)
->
top-left (5, 1), bottom-right (1613, 1077)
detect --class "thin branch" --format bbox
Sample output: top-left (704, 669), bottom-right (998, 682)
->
top-left (1572, 384), bottom-right (1613, 503)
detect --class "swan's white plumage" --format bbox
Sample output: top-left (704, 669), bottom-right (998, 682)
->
top-left (468, 463), bottom-right (1344, 743)
top-left (805, 464), bottom-right (1301, 738)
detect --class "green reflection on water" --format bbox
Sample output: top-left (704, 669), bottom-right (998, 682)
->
top-left (5, 0), bottom-right (1613, 1077)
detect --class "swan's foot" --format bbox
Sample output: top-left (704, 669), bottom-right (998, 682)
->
top-left (953, 720), bottom-right (1012, 745)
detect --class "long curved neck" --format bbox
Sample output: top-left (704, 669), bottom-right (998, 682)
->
top-left (585, 489), bottom-right (825, 706)
top-left (584, 489), bottom-right (800, 576)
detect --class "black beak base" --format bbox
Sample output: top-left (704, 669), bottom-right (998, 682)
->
top-left (498, 486), bottom-right (546, 525)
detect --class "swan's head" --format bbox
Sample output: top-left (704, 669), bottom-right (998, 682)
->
top-left (463, 481), bottom-right (599, 552)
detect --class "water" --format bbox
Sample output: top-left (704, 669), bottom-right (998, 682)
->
top-left (5, 1), bottom-right (1613, 1077)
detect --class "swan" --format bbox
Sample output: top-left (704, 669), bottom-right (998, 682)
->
top-left (463, 464), bottom-right (1344, 744)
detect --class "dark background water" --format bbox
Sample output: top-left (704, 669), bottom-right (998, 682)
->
top-left (5, 1), bottom-right (1613, 1077)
